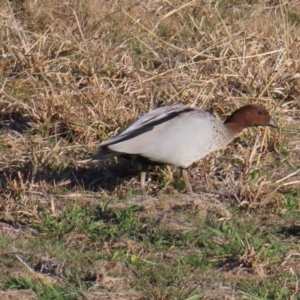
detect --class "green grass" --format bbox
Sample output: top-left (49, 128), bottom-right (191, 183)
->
top-left (1, 198), bottom-right (298, 298)
top-left (4, 277), bottom-right (78, 300)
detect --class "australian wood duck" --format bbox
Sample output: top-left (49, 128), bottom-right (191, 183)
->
top-left (94, 104), bottom-right (278, 193)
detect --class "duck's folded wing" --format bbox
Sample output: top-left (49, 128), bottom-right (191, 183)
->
top-left (99, 104), bottom-right (194, 147)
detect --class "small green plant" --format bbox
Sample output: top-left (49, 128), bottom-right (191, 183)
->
top-left (4, 276), bottom-right (78, 300)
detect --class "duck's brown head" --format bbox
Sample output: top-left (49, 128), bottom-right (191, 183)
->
top-left (224, 104), bottom-right (279, 133)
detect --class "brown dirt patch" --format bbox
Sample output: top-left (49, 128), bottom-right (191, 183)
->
top-left (110, 194), bottom-right (232, 230)
top-left (0, 290), bottom-right (37, 300)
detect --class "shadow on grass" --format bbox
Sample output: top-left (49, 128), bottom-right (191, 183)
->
top-left (0, 157), bottom-right (146, 193)
top-left (0, 110), bottom-right (151, 192)
top-left (277, 224), bottom-right (300, 237)
top-left (0, 111), bottom-right (32, 133)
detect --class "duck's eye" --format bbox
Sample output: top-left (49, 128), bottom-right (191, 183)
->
top-left (258, 110), bottom-right (265, 115)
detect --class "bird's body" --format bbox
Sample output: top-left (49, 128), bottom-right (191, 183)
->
top-left (94, 104), bottom-right (278, 193)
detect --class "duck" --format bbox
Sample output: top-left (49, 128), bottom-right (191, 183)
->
top-left (94, 104), bottom-right (278, 193)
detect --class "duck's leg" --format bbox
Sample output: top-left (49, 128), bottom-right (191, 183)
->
top-left (140, 171), bottom-right (146, 193)
top-left (182, 168), bottom-right (193, 194)
top-left (140, 165), bottom-right (148, 193)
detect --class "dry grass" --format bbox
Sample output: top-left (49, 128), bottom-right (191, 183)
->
top-left (0, 0), bottom-right (300, 299)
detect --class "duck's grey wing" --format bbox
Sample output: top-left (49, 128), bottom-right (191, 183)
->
top-left (121, 104), bottom-right (187, 134)
top-left (99, 104), bottom-right (192, 147)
